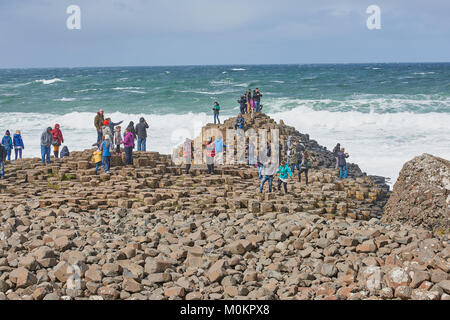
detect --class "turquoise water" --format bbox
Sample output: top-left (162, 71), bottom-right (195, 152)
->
top-left (0, 63), bottom-right (449, 182)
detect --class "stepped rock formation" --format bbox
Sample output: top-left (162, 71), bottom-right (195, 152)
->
top-left (383, 154), bottom-right (450, 233)
top-left (0, 115), bottom-right (448, 301)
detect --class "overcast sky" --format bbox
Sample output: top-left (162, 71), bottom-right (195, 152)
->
top-left (1, 0), bottom-right (449, 68)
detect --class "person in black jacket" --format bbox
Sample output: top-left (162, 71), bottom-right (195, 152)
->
top-left (253, 88), bottom-right (263, 112)
top-left (333, 143), bottom-right (341, 169)
top-left (0, 144), bottom-right (6, 178)
top-left (135, 117), bottom-right (149, 151)
top-left (238, 95), bottom-right (247, 114)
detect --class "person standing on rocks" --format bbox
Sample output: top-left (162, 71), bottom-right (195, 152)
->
top-left (260, 160), bottom-right (277, 193)
top-left (126, 121), bottom-right (137, 148)
top-left (106, 117), bottom-right (123, 143)
top-left (40, 127), bottom-right (53, 164)
top-left (94, 109), bottom-right (105, 146)
top-left (333, 143), bottom-right (341, 169)
top-left (337, 147), bottom-right (350, 179)
top-left (0, 144), bottom-right (6, 179)
top-left (246, 89), bottom-right (252, 114)
top-left (114, 126), bottom-right (123, 155)
top-left (135, 117), bottom-right (149, 151)
top-left (183, 138), bottom-right (194, 174)
top-left (288, 142), bottom-right (299, 175)
top-left (212, 102), bottom-right (221, 125)
top-left (13, 130), bottom-right (24, 160)
top-left (206, 137), bottom-right (216, 174)
top-left (102, 120), bottom-right (113, 142)
top-left (238, 95), bottom-right (247, 114)
top-left (277, 159), bottom-right (292, 193)
top-left (123, 128), bottom-right (134, 166)
top-left (214, 137), bottom-right (226, 165)
top-left (253, 88), bottom-right (263, 112)
top-left (299, 150), bottom-right (310, 185)
top-left (51, 124), bottom-right (64, 159)
top-left (100, 135), bottom-right (113, 173)
top-left (92, 145), bottom-right (103, 174)
top-left (1, 131), bottom-right (13, 161)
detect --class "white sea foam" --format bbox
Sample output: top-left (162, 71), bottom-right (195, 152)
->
top-left (268, 105), bottom-right (450, 184)
top-left (35, 78), bottom-right (64, 85)
top-left (74, 89), bottom-right (98, 93)
top-left (231, 68), bottom-right (246, 71)
top-left (53, 97), bottom-right (76, 102)
top-left (1, 105), bottom-right (449, 186)
top-left (271, 80), bottom-right (285, 84)
top-left (112, 87), bottom-right (144, 91)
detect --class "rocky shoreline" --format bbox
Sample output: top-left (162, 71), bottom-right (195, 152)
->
top-left (0, 114), bottom-right (448, 300)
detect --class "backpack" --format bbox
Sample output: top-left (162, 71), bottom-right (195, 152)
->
top-left (60, 146), bottom-right (70, 158)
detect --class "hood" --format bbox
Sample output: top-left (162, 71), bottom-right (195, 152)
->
top-left (54, 124), bottom-right (60, 129)
top-left (45, 127), bottom-right (52, 134)
top-left (215, 138), bottom-right (222, 143)
top-left (140, 117), bottom-right (145, 123)
top-left (13, 133), bottom-right (20, 138)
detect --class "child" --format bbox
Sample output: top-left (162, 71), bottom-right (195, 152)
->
top-left (114, 126), bottom-right (123, 155)
top-left (13, 130), bottom-right (24, 160)
top-left (51, 124), bottom-right (64, 158)
top-left (1, 131), bottom-right (13, 161)
top-left (277, 160), bottom-right (292, 193)
top-left (92, 147), bottom-right (103, 174)
top-left (100, 135), bottom-right (113, 173)
top-left (0, 144), bottom-right (6, 178)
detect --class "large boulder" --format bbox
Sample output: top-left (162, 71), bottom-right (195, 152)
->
top-left (383, 154), bottom-right (449, 233)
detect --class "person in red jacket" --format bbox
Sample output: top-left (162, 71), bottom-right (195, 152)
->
top-left (51, 124), bottom-right (64, 158)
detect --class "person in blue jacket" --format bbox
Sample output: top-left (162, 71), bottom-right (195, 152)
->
top-left (100, 135), bottom-right (113, 173)
top-left (13, 130), bottom-right (24, 160)
top-left (1, 131), bottom-right (13, 161)
top-left (214, 137), bottom-right (227, 165)
top-left (277, 160), bottom-right (292, 193)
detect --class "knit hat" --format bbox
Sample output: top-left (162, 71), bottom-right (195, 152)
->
top-left (5, 130), bottom-right (10, 136)
top-left (104, 120), bottom-right (110, 126)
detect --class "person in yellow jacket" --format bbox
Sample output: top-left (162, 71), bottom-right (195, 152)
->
top-left (92, 148), bottom-right (103, 173)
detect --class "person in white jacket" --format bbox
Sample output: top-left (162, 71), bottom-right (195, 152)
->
top-left (259, 160), bottom-right (277, 193)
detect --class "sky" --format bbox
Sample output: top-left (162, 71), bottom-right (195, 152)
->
top-left (0, 0), bottom-right (449, 68)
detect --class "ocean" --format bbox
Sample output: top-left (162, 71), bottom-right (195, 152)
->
top-left (0, 63), bottom-right (449, 184)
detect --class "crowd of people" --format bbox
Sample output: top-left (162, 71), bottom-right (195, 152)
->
top-left (92, 109), bottom-right (150, 173)
top-left (181, 132), bottom-right (351, 195)
top-left (0, 93), bottom-right (352, 184)
top-left (212, 88), bottom-right (263, 124)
